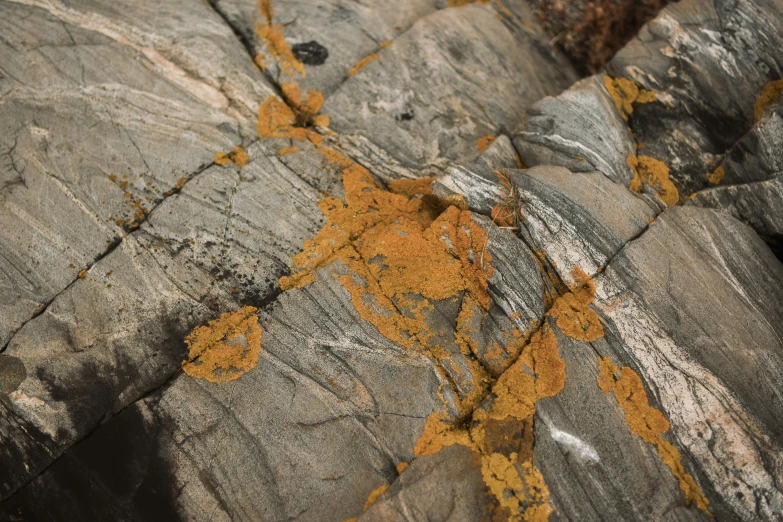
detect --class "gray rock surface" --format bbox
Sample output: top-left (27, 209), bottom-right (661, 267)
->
top-left (513, 73), bottom-right (637, 185)
top-left (609, 0), bottom-right (783, 195)
top-left (689, 98), bottom-right (783, 247)
top-left (1, 0), bottom-right (782, 521)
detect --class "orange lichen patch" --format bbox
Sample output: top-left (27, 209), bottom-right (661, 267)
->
top-left (348, 52), bottom-right (380, 77)
top-left (477, 135), bottom-right (496, 153)
top-left (604, 76), bottom-right (656, 120)
top-left (214, 146), bottom-right (249, 168)
top-left (706, 165), bottom-right (725, 185)
top-left (482, 452), bottom-right (526, 513)
top-left (255, 0), bottom-right (304, 76)
top-left (346, 41), bottom-right (394, 77)
top-left (257, 97), bottom-right (304, 140)
top-left (313, 114), bottom-right (330, 127)
top-left (182, 306), bottom-right (262, 383)
top-left (482, 455), bottom-right (554, 521)
top-left (387, 177), bottom-right (434, 197)
top-left (281, 82), bottom-right (324, 118)
top-left (547, 267), bottom-right (604, 342)
top-left (279, 146), bottom-right (299, 156)
top-left (414, 322), bottom-right (564, 519)
top-left (280, 165), bottom-right (494, 350)
top-left (414, 411), bottom-right (474, 457)
top-left (78, 269), bottom-right (87, 279)
top-left (754, 78), bottom-right (783, 121)
top-left (363, 484), bottom-right (390, 510)
top-left (627, 154), bottom-right (679, 207)
top-left (162, 176), bottom-right (187, 197)
top-left (598, 357), bottom-right (711, 514)
top-left (317, 145), bottom-right (353, 167)
top-left (484, 325), bottom-right (564, 424)
top-left (396, 462), bottom-right (409, 474)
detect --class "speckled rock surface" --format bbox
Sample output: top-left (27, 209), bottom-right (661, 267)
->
top-left (1, 0), bottom-right (782, 521)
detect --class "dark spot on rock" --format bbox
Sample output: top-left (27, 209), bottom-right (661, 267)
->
top-left (0, 355), bottom-right (26, 394)
top-left (447, 43), bottom-right (466, 63)
top-left (396, 109), bottom-right (415, 121)
top-left (292, 41), bottom-right (329, 66)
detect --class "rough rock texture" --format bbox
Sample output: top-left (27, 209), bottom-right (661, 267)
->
top-left (689, 97), bottom-right (783, 252)
top-left (1, 0), bottom-right (782, 521)
top-left (608, 0), bottom-right (783, 195)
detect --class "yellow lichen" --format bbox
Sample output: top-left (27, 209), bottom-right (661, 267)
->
top-left (214, 146), bottom-right (249, 168)
top-left (255, 0), bottom-right (304, 77)
top-left (182, 306), bottom-right (262, 383)
top-left (347, 42), bottom-right (392, 77)
top-left (348, 53), bottom-right (380, 77)
top-left (413, 411), bottom-right (474, 457)
top-left (597, 357), bottom-right (711, 515)
top-left (547, 267), bottom-right (604, 342)
top-left (363, 484), bottom-right (389, 510)
top-left (477, 135), bottom-right (496, 153)
top-left (279, 146), bottom-right (299, 156)
top-left (396, 461), bottom-right (409, 474)
top-left (754, 78), bottom-right (783, 121)
top-left (604, 76), bottom-right (656, 120)
top-left (281, 82), bottom-right (324, 117)
top-left (387, 177), bottom-right (434, 197)
top-left (482, 452), bottom-right (526, 513)
top-left (414, 322), bottom-right (565, 520)
top-left (706, 165), bottom-right (725, 185)
top-left (279, 165), bottom-right (495, 348)
top-left (627, 154), bottom-right (679, 207)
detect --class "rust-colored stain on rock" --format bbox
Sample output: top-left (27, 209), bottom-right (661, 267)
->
top-left (182, 306), bottom-right (262, 383)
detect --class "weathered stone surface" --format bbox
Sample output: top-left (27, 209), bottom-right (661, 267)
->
top-left (1, 0), bottom-right (783, 520)
top-left (217, 0), bottom-right (577, 175)
top-left (438, 164), bottom-right (659, 283)
top-left (534, 323), bottom-right (710, 522)
top-left (0, 142), bottom-right (325, 499)
top-left (689, 98), bottom-right (783, 248)
top-left (323, 2), bottom-right (577, 173)
top-left (592, 207), bottom-right (783, 521)
top-left (361, 444), bottom-right (491, 521)
top-left (0, 0), bottom-right (276, 349)
top-left (513, 73), bottom-right (637, 185)
top-left (608, 0), bottom-right (783, 195)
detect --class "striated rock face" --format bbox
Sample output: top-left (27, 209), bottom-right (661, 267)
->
top-left (0, 0), bottom-right (782, 521)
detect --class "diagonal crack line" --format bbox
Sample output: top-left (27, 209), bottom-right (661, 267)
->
top-left (600, 219), bottom-right (654, 275)
top-left (0, 160), bottom-right (215, 355)
top-left (0, 366), bottom-right (185, 505)
top-left (206, 0), bottom-right (290, 109)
